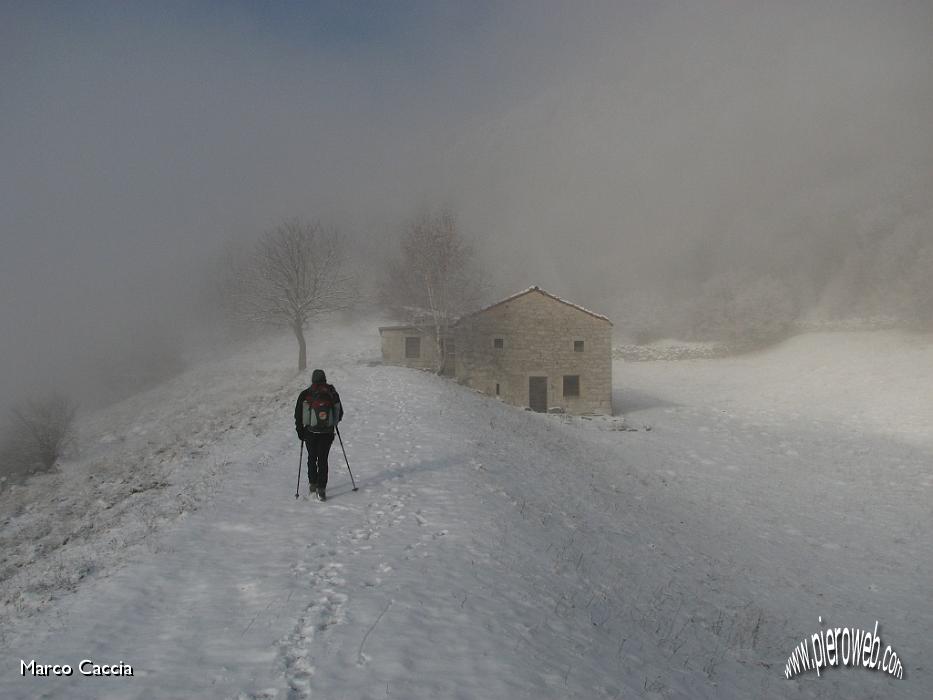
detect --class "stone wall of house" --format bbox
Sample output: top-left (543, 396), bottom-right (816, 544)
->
top-left (379, 328), bottom-right (438, 371)
top-left (454, 291), bottom-right (612, 414)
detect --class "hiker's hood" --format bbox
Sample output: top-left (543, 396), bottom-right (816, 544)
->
top-left (311, 369), bottom-right (327, 384)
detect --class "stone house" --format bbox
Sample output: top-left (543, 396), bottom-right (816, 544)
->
top-left (379, 286), bottom-right (613, 414)
top-left (451, 286), bottom-right (612, 414)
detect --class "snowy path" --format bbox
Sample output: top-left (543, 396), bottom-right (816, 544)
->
top-left (2, 326), bottom-right (931, 698)
top-left (4, 360), bottom-right (645, 699)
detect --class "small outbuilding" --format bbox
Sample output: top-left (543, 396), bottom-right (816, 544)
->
top-left (377, 324), bottom-right (443, 372)
top-left (379, 286), bottom-right (613, 415)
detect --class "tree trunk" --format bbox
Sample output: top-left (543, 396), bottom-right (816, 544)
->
top-left (293, 323), bottom-right (307, 371)
top-left (433, 322), bottom-right (444, 374)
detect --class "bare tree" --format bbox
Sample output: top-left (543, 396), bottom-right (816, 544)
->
top-left (1, 394), bottom-right (78, 482)
top-left (226, 219), bottom-right (355, 371)
top-left (381, 208), bottom-right (487, 373)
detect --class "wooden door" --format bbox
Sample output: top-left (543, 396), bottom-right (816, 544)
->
top-left (528, 376), bottom-right (548, 412)
top-left (440, 339), bottom-right (456, 376)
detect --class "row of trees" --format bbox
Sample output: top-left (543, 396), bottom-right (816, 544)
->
top-left (217, 205), bottom-right (933, 370)
top-left (218, 208), bottom-right (483, 373)
top-left (816, 217), bottom-right (933, 327)
top-left (615, 274), bottom-right (801, 349)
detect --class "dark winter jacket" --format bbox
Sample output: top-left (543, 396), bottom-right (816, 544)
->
top-left (294, 383), bottom-right (343, 439)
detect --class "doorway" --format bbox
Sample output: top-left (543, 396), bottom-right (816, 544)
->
top-left (528, 376), bottom-right (548, 412)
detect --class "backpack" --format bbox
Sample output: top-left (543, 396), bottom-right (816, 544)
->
top-left (302, 383), bottom-right (338, 432)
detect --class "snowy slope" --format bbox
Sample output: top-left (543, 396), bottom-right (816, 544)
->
top-left (2, 323), bottom-right (931, 699)
top-left (621, 330), bottom-right (933, 447)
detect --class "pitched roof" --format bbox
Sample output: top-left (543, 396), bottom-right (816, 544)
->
top-left (459, 286), bottom-right (612, 324)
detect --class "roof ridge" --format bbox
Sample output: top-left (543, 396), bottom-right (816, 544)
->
top-left (460, 285), bottom-right (612, 324)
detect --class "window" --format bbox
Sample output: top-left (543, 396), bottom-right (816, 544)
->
top-left (405, 336), bottom-right (421, 359)
top-left (574, 340), bottom-right (585, 352)
top-left (493, 337), bottom-right (504, 349)
top-left (563, 375), bottom-right (580, 397)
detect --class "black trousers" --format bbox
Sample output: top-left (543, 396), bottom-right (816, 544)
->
top-left (305, 432), bottom-right (335, 489)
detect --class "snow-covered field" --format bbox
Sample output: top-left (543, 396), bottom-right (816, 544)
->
top-left (1, 321), bottom-right (930, 699)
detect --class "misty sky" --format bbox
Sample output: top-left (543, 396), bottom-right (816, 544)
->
top-left (1, 0), bottom-right (931, 406)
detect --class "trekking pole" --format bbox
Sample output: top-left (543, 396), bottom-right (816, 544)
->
top-left (295, 440), bottom-right (304, 499)
top-left (334, 426), bottom-right (358, 491)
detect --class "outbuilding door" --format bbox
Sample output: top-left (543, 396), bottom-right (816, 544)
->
top-left (528, 376), bottom-right (548, 412)
top-left (440, 338), bottom-right (456, 376)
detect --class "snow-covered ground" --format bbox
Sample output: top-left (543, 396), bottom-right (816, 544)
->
top-left (1, 321), bottom-right (930, 699)
top-left (621, 330), bottom-right (933, 447)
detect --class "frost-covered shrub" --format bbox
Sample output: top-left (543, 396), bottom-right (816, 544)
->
top-left (0, 394), bottom-right (77, 484)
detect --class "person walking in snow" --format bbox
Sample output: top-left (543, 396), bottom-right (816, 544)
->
top-left (294, 369), bottom-right (344, 501)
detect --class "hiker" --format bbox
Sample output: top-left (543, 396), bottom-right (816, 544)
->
top-left (294, 369), bottom-right (344, 501)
